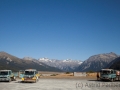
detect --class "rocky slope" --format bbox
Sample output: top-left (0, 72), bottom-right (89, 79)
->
top-left (108, 57), bottom-right (120, 70)
top-left (76, 52), bottom-right (119, 72)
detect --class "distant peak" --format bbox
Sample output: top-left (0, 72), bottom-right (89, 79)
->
top-left (107, 52), bottom-right (117, 56)
top-left (23, 57), bottom-right (36, 60)
top-left (39, 57), bottom-right (49, 61)
top-left (109, 52), bottom-right (116, 54)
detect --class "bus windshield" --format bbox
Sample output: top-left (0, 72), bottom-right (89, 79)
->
top-left (25, 71), bottom-right (35, 75)
top-left (101, 70), bottom-right (111, 74)
top-left (0, 71), bottom-right (8, 75)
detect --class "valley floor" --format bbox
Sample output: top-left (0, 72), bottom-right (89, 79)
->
top-left (0, 77), bottom-right (120, 90)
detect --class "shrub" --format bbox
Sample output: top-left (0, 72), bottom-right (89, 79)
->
top-left (50, 74), bottom-right (57, 76)
top-left (66, 72), bottom-right (70, 74)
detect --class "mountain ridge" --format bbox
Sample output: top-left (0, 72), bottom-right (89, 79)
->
top-left (0, 52), bottom-right (62, 72)
top-left (76, 52), bottom-right (119, 72)
top-left (0, 51), bottom-right (120, 72)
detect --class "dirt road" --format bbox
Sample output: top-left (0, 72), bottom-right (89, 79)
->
top-left (0, 78), bottom-right (120, 90)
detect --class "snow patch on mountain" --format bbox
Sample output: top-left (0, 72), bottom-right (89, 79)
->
top-left (38, 58), bottom-right (82, 71)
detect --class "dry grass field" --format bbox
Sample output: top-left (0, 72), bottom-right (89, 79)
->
top-left (39, 71), bottom-right (97, 80)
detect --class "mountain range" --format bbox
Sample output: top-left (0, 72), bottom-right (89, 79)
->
top-left (0, 51), bottom-right (120, 72)
top-left (38, 58), bottom-right (82, 71)
top-left (0, 51), bottom-right (62, 72)
top-left (22, 57), bottom-right (82, 71)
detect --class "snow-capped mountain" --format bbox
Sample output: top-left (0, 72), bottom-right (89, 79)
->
top-left (38, 58), bottom-right (82, 71)
top-left (23, 57), bottom-right (36, 61)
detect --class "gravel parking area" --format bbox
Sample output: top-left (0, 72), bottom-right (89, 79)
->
top-left (0, 78), bottom-right (120, 90)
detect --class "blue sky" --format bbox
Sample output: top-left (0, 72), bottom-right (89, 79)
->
top-left (0, 0), bottom-right (120, 60)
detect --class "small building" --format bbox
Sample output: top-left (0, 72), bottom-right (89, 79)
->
top-left (73, 72), bottom-right (86, 76)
